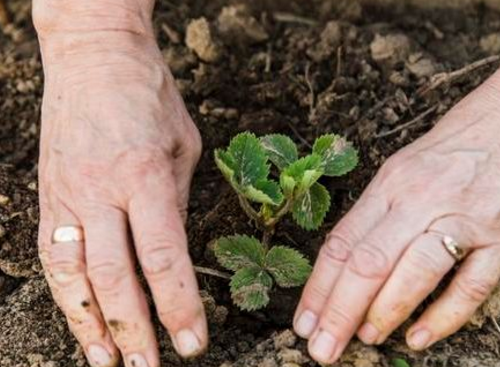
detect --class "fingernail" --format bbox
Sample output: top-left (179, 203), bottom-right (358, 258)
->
top-left (358, 322), bottom-right (380, 345)
top-left (408, 329), bottom-right (432, 350)
top-left (127, 353), bottom-right (149, 367)
top-left (310, 330), bottom-right (337, 363)
top-left (295, 310), bottom-right (318, 338)
top-left (174, 329), bottom-right (202, 357)
top-left (88, 345), bottom-right (112, 367)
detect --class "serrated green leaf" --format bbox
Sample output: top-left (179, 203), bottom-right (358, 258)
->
top-left (313, 134), bottom-right (359, 177)
top-left (244, 180), bottom-right (284, 205)
top-left (281, 154), bottom-right (323, 195)
top-left (230, 267), bottom-right (273, 311)
top-left (280, 174), bottom-right (297, 198)
top-left (292, 182), bottom-right (331, 230)
top-left (215, 133), bottom-right (284, 206)
top-left (391, 358), bottom-right (411, 367)
top-left (260, 134), bottom-right (299, 170)
top-left (265, 246), bottom-right (312, 287)
top-left (214, 149), bottom-right (238, 187)
top-left (215, 235), bottom-right (266, 271)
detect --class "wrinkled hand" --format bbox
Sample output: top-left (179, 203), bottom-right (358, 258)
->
top-left (295, 72), bottom-right (500, 364)
top-left (35, 17), bottom-right (206, 367)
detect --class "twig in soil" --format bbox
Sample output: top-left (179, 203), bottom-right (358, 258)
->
top-left (265, 43), bottom-right (272, 73)
top-left (305, 62), bottom-right (317, 122)
top-left (491, 316), bottom-right (500, 335)
top-left (194, 266), bottom-right (231, 280)
top-left (0, 0), bottom-right (10, 28)
top-left (273, 12), bottom-right (319, 27)
top-left (336, 46), bottom-right (343, 79)
top-left (375, 105), bottom-right (438, 138)
top-left (418, 55), bottom-right (500, 97)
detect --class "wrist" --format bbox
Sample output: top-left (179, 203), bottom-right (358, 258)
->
top-left (33, 0), bottom-right (155, 51)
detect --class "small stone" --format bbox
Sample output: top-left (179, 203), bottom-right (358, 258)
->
top-left (278, 348), bottom-right (305, 364)
top-left (186, 18), bottom-right (222, 63)
top-left (27, 181), bottom-right (37, 191)
top-left (480, 33), bottom-right (500, 54)
top-left (217, 5), bottom-right (269, 44)
top-left (0, 194), bottom-right (10, 206)
top-left (307, 21), bottom-right (342, 62)
top-left (273, 329), bottom-right (297, 349)
top-left (371, 33), bottom-right (411, 66)
top-left (258, 358), bottom-right (278, 367)
top-left (406, 53), bottom-right (436, 78)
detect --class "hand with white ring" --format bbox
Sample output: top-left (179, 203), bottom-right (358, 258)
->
top-left (34, 1), bottom-right (207, 366)
top-left (294, 70), bottom-right (500, 364)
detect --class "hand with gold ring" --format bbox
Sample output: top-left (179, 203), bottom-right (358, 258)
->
top-left (34, 1), bottom-right (206, 366)
top-left (294, 69), bottom-right (500, 364)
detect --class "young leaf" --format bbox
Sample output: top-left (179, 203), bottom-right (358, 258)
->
top-left (244, 180), bottom-right (284, 206)
top-left (215, 132), bottom-right (283, 206)
top-left (292, 182), bottom-right (331, 230)
top-left (313, 134), bottom-right (359, 177)
top-left (265, 246), bottom-right (312, 287)
top-left (280, 154), bottom-right (323, 195)
top-left (260, 134), bottom-right (299, 170)
top-left (230, 267), bottom-right (273, 311)
top-left (391, 358), bottom-right (411, 367)
top-left (215, 235), bottom-right (266, 271)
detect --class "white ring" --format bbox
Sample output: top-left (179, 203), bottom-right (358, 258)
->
top-left (51, 226), bottom-right (84, 244)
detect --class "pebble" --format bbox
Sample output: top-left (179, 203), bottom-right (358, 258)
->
top-left (186, 18), bottom-right (222, 63)
top-left (0, 194), bottom-right (11, 206)
top-left (273, 329), bottom-right (297, 349)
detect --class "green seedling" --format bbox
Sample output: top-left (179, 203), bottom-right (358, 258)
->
top-left (214, 132), bottom-right (358, 311)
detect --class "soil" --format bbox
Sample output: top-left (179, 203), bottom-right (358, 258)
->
top-left (1, 0), bottom-right (500, 366)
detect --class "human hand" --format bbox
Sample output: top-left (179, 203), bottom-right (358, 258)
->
top-left (34, 3), bottom-right (206, 367)
top-left (294, 71), bottom-right (500, 364)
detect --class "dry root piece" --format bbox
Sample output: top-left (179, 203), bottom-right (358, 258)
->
top-left (217, 5), bottom-right (269, 45)
top-left (186, 17), bottom-right (223, 63)
top-left (370, 33), bottom-right (411, 67)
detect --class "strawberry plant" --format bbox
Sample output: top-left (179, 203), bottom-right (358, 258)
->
top-left (214, 132), bottom-right (358, 311)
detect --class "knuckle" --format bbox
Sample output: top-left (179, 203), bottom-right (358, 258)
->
top-left (87, 260), bottom-right (129, 292)
top-left (140, 239), bottom-right (185, 277)
top-left (158, 302), bottom-right (203, 330)
top-left (349, 244), bottom-right (391, 279)
top-left (320, 232), bottom-right (353, 265)
top-left (321, 304), bottom-right (356, 330)
top-left (454, 276), bottom-right (494, 303)
top-left (407, 247), bottom-right (443, 279)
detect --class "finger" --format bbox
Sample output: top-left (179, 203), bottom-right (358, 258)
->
top-left (406, 246), bottom-right (500, 350)
top-left (172, 133), bottom-right (202, 222)
top-left (128, 162), bottom-right (207, 358)
top-left (39, 202), bottom-right (119, 367)
top-left (308, 209), bottom-right (429, 364)
top-left (294, 194), bottom-right (389, 339)
top-left (359, 232), bottom-right (456, 345)
top-left (83, 205), bottom-right (160, 367)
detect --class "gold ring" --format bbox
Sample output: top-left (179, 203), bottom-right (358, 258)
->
top-left (441, 235), bottom-right (468, 262)
top-left (51, 226), bottom-right (85, 244)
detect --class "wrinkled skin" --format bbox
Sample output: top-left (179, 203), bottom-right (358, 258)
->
top-left (34, 1), bottom-right (500, 367)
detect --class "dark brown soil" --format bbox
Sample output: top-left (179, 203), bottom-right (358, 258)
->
top-left (1, 0), bottom-right (500, 366)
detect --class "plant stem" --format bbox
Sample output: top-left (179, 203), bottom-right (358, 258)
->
top-left (194, 266), bottom-right (231, 280)
top-left (261, 229), bottom-right (273, 250)
top-left (265, 198), bottom-right (293, 228)
top-left (238, 195), bottom-right (262, 225)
